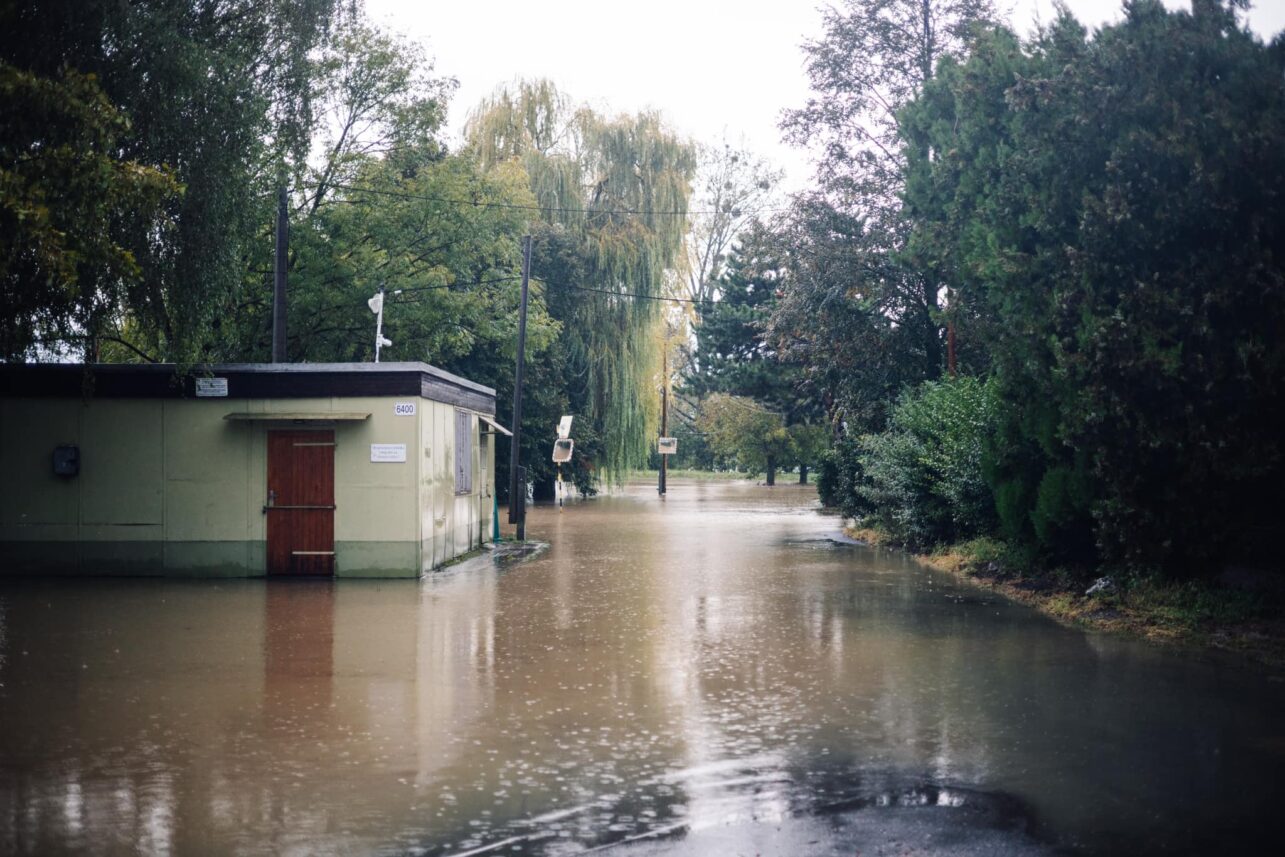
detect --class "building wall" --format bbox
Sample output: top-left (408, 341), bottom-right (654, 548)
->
top-left (0, 395), bottom-right (493, 578)
top-left (417, 403), bottom-right (495, 573)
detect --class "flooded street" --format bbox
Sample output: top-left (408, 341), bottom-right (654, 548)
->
top-left (1, 480), bottom-right (1282, 855)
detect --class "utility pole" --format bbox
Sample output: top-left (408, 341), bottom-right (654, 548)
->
top-left (272, 186), bottom-right (288, 363)
top-left (659, 349), bottom-right (668, 496)
top-left (508, 235), bottom-right (532, 540)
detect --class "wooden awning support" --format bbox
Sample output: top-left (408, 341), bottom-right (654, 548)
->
top-left (478, 414), bottom-right (512, 436)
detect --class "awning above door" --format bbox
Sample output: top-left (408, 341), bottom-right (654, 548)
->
top-left (224, 411), bottom-right (371, 422)
top-left (478, 414), bottom-right (512, 436)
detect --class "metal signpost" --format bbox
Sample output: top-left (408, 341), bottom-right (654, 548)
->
top-left (658, 436), bottom-right (676, 496)
top-left (553, 416), bottom-right (574, 511)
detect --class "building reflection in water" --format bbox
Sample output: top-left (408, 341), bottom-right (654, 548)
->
top-left (264, 580), bottom-right (335, 725)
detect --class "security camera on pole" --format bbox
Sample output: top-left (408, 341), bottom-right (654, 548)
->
top-left (367, 286), bottom-right (401, 362)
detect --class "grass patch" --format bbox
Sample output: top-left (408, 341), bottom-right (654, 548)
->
top-left (953, 536), bottom-right (1012, 568)
top-left (1124, 579), bottom-right (1266, 632)
top-left (838, 522), bottom-right (1285, 666)
top-left (842, 522), bottom-right (892, 546)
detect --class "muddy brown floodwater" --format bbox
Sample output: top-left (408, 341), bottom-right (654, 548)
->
top-left (2, 480), bottom-right (1283, 856)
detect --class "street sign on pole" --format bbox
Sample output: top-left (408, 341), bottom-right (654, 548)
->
top-left (557, 415), bottom-right (573, 439)
top-left (552, 438), bottom-right (574, 463)
top-left (658, 437), bottom-right (677, 456)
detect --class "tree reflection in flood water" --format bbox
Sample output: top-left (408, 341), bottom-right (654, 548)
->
top-left (1, 480), bottom-right (1282, 855)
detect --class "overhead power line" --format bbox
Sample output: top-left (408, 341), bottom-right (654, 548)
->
top-left (395, 276), bottom-right (523, 295)
top-left (538, 281), bottom-right (714, 305)
top-left (323, 181), bottom-right (787, 219)
top-left (352, 276), bottom-right (711, 310)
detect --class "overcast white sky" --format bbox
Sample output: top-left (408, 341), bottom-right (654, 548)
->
top-left (365, 1), bottom-right (1285, 192)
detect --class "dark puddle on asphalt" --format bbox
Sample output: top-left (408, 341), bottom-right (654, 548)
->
top-left (431, 764), bottom-right (1050, 857)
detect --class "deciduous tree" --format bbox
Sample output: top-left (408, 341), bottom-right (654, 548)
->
top-left (698, 393), bottom-right (794, 485)
top-left (0, 0), bottom-right (345, 362)
top-left (0, 65), bottom-right (178, 359)
top-left (684, 140), bottom-right (781, 307)
top-left (466, 81), bottom-right (696, 480)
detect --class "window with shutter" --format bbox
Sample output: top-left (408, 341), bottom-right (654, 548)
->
top-left (454, 410), bottom-right (473, 494)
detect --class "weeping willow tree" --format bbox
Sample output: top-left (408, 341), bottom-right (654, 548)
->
top-left (466, 81), bottom-right (696, 479)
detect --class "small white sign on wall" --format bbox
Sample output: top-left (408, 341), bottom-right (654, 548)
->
top-left (195, 377), bottom-right (228, 397)
top-left (394, 401), bottom-right (417, 416)
top-left (370, 443), bottom-right (407, 463)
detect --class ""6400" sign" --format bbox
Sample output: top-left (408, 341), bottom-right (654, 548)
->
top-left (394, 401), bottom-right (417, 416)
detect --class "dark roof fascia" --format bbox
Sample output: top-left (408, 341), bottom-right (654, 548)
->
top-left (0, 362), bottom-right (496, 414)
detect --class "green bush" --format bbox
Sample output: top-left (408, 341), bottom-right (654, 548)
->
top-left (816, 447), bottom-right (841, 508)
top-left (1031, 462), bottom-right (1094, 560)
top-left (992, 476), bottom-right (1035, 545)
top-left (982, 390), bottom-right (1096, 566)
top-left (834, 435), bottom-right (874, 520)
top-left (855, 377), bottom-right (1000, 548)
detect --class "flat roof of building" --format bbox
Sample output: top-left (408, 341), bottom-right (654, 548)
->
top-left (0, 362), bottom-right (496, 414)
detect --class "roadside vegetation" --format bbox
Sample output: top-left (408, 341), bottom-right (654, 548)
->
top-left (933, 538), bottom-right (1285, 665)
top-left (678, 1), bottom-right (1285, 659)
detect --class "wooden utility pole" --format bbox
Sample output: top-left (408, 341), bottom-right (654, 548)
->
top-left (507, 235), bottom-right (533, 539)
top-left (659, 350), bottom-right (668, 496)
top-left (272, 186), bottom-right (288, 362)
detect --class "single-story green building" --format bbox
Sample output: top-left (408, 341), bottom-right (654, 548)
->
top-left (0, 362), bottom-right (505, 578)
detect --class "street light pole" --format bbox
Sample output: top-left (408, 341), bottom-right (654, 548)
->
top-left (508, 235), bottom-right (533, 539)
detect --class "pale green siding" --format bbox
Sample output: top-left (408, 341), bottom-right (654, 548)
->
top-left (415, 403), bottom-right (495, 574)
top-left (1, 399), bottom-right (81, 529)
top-left (0, 393), bottom-right (494, 578)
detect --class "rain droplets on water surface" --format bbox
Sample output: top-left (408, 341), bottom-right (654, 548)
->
top-left (1, 481), bottom-right (1282, 855)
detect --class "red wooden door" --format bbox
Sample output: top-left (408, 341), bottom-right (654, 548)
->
top-left (266, 430), bottom-right (336, 576)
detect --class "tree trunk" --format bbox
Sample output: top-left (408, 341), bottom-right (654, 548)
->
top-left (766, 457), bottom-right (776, 486)
top-left (799, 464), bottom-right (808, 485)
